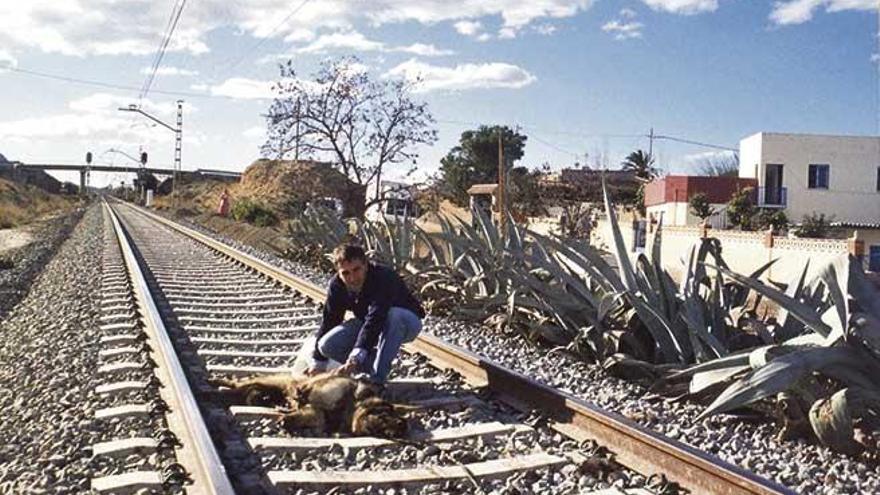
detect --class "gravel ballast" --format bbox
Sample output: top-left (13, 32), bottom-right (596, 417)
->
top-left (0, 204), bottom-right (104, 493)
top-left (175, 210), bottom-right (879, 495)
top-left (0, 208), bottom-right (86, 318)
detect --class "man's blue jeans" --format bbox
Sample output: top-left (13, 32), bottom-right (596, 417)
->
top-left (316, 307), bottom-right (422, 383)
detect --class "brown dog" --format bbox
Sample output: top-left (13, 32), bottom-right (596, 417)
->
top-left (210, 373), bottom-right (410, 439)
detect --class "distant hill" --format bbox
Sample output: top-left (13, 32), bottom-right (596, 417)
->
top-left (0, 177), bottom-right (79, 228)
top-left (154, 159), bottom-right (366, 219)
top-left (0, 161), bottom-right (64, 194)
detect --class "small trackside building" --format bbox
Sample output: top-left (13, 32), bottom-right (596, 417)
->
top-left (644, 175), bottom-right (757, 227)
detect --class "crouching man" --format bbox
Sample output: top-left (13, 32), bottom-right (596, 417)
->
top-left (306, 244), bottom-right (425, 383)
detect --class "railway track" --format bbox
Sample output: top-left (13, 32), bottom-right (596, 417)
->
top-left (91, 199), bottom-right (792, 494)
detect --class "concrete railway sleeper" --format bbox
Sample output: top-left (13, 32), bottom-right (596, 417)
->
top-left (94, 199), bottom-right (790, 495)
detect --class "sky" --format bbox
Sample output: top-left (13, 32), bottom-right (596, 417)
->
top-left (0, 0), bottom-right (877, 189)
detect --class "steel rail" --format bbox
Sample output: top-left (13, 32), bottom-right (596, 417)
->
top-left (114, 199), bottom-right (793, 495)
top-left (104, 202), bottom-right (236, 495)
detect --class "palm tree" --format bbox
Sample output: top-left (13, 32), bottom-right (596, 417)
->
top-left (621, 150), bottom-right (657, 182)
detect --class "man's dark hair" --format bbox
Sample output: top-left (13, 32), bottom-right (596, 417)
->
top-left (333, 243), bottom-right (367, 266)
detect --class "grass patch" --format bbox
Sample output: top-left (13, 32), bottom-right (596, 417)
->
top-left (231, 198), bottom-right (279, 227)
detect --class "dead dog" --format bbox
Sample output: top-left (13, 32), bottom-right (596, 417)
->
top-left (209, 372), bottom-right (410, 439)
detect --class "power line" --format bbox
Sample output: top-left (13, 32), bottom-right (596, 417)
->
top-left (141, 0), bottom-right (188, 100)
top-left (220, 0), bottom-right (313, 76)
top-left (141, 0), bottom-right (182, 99)
top-left (2, 66), bottom-right (218, 98)
top-left (528, 132), bottom-right (581, 158)
top-left (650, 134), bottom-right (737, 152)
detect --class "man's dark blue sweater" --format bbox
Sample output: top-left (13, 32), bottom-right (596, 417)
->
top-left (313, 262), bottom-right (425, 361)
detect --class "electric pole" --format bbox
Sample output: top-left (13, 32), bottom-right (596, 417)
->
top-left (118, 101), bottom-right (184, 209)
top-left (497, 129), bottom-right (505, 237)
top-left (648, 127), bottom-right (654, 157)
top-left (174, 100), bottom-right (183, 210)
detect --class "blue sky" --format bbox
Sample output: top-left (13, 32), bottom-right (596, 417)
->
top-left (0, 0), bottom-right (876, 188)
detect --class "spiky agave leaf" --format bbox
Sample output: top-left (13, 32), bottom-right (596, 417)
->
top-left (697, 346), bottom-right (872, 420)
top-left (706, 263), bottom-right (833, 339)
top-left (809, 387), bottom-right (880, 455)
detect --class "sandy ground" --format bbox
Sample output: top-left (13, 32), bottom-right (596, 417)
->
top-left (0, 227), bottom-right (33, 254)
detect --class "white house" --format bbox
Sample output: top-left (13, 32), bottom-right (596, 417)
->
top-left (739, 132), bottom-right (880, 224)
top-left (739, 132), bottom-right (880, 271)
top-left (364, 180), bottom-right (420, 222)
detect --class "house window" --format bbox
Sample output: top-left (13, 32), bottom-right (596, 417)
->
top-left (808, 164), bottom-right (829, 189)
top-left (870, 246), bottom-right (880, 273)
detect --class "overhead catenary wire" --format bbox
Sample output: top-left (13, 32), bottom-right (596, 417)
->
top-left (140, 0), bottom-right (188, 101)
top-left (1, 66), bottom-right (222, 98)
top-left (218, 0), bottom-right (313, 77)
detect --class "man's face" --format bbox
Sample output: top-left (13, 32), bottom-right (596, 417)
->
top-left (337, 259), bottom-right (367, 292)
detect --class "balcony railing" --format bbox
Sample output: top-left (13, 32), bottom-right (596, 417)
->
top-left (757, 186), bottom-right (787, 208)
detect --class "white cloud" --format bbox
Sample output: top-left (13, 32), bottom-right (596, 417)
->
top-left (298, 31), bottom-right (385, 53)
top-left (0, 93), bottom-right (198, 144)
top-left (0, 49), bottom-right (17, 69)
top-left (207, 78), bottom-right (276, 100)
top-left (283, 28), bottom-right (316, 43)
top-left (243, 126), bottom-right (266, 140)
top-left (769, 0), bottom-right (874, 25)
top-left (454, 20), bottom-right (482, 36)
top-left (769, 0), bottom-right (825, 24)
top-left (498, 27), bottom-right (518, 39)
top-left (641, 0), bottom-right (718, 15)
top-left (399, 43), bottom-right (454, 57)
top-left (0, 1), bottom-right (595, 57)
top-left (454, 20), bottom-right (492, 41)
top-left (296, 30), bottom-right (453, 56)
top-left (534, 24), bottom-right (558, 35)
top-left (138, 66), bottom-right (199, 77)
top-left (602, 20), bottom-right (644, 40)
top-left (385, 59), bottom-right (536, 93)
top-left (603, 9), bottom-right (645, 41)
top-left (67, 93), bottom-right (186, 115)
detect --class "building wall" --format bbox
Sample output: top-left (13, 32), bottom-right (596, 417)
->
top-left (649, 225), bottom-right (852, 282)
top-left (739, 132), bottom-right (880, 224)
top-left (647, 202), bottom-right (729, 228)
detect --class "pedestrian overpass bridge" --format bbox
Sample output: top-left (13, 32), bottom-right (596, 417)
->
top-left (6, 162), bottom-right (241, 192)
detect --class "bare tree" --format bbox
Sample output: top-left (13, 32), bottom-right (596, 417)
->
top-left (262, 56), bottom-right (438, 201)
top-left (695, 151), bottom-right (739, 177)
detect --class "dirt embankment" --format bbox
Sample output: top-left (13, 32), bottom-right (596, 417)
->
top-left (153, 159), bottom-right (366, 221)
top-left (0, 177), bottom-right (82, 228)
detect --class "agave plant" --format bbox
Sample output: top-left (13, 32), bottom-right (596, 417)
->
top-left (666, 254), bottom-right (880, 455)
top-left (278, 207), bottom-right (352, 272)
top-left (586, 179), bottom-right (778, 369)
top-left (411, 206), bottom-right (618, 354)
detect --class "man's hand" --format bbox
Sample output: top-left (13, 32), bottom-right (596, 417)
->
top-left (334, 361), bottom-right (358, 376)
top-left (306, 359), bottom-right (328, 376)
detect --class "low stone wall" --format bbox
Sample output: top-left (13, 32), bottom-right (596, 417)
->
top-left (650, 225), bottom-right (850, 283)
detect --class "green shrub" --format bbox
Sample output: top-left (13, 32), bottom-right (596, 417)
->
top-left (726, 187), bottom-right (756, 230)
top-left (794, 212), bottom-right (835, 238)
top-left (688, 192), bottom-right (715, 221)
top-left (753, 208), bottom-right (788, 233)
top-left (231, 198), bottom-right (278, 227)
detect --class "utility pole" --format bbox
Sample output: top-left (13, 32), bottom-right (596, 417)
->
top-left (118, 101), bottom-right (184, 209)
top-left (497, 128), bottom-right (506, 237)
top-left (648, 127), bottom-right (655, 157)
top-left (174, 100), bottom-right (183, 210)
